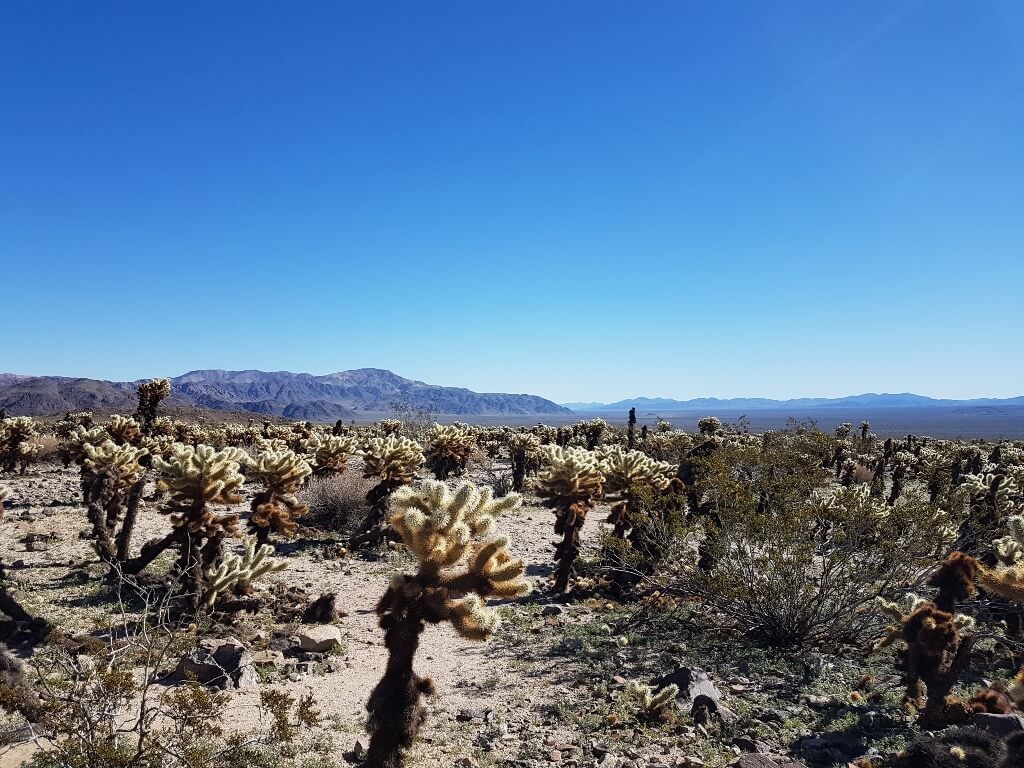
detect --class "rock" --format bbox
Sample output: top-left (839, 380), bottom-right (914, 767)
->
top-left (547, 749), bottom-right (562, 762)
top-left (344, 739), bottom-right (367, 763)
top-left (456, 707), bottom-right (491, 722)
top-left (728, 757), bottom-right (804, 768)
top-left (804, 695), bottom-right (830, 709)
top-left (251, 650), bottom-right (285, 668)
top-left (732, 737), bottom-right (766, 754)
top-left (541, 604), bottom-right (564, 616)
top-left (598, 755), bottom-right (622, 768)
top-left (656, 666), bottom-right (735, 724)
top-left (295, 624), bottom-right (342, 653)
top-left (555, 638), bottom-right (584, 654)
top-left (970, 712), bottom-right (1024, 736)
top-left (173, 637), bottom-right (255, 689)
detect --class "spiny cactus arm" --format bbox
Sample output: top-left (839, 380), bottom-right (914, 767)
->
top-left (443, 537), bottom-right (530, 599)
top-left (390, 482), bottom-right (523, 567)
top-left (0, 485), bottom-right (10, 518)
top-left (200, 537), bottom-right (287, 607)
top-left (978, 566), bottom-right (1024, 603)
top-left (646, 683), bottom-right (679, 711)
top-left (153, 444), bottom-right (247, 505)
top-left (445, 594), bottom-right (501, 641)
top-left (994, 516), bottom-right (1024, 565)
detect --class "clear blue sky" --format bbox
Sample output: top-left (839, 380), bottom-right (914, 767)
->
top-left (2, 2), bottom-right (1022, 403)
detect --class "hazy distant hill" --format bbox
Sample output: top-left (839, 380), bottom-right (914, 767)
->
top-left (563, 393), bottom-right (1024, 411)
top-left (0, 368), bottom-right (571, 420)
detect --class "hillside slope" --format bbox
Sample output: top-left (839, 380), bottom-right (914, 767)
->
top-left (0, 368), bottom-right (571, 420)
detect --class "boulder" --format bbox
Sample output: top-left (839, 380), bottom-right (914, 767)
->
top-left (970, 712), bottom-right (1024, 737)
top-left (656, 666), bottom-right (735, 723)
top-left (173, 637), bottom-right (255, 689)
top-left (295, 624), bottom-right (343, 653)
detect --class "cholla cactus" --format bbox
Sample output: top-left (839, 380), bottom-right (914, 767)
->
top-left (964, 472), bottom-right (1019, 516)
top-left (153, 445), bottom-right (246, 535)
top-left (508, 432), bottom-right (541, 492)
top-left (365, 481), bottom-right (528, 768)
top-left (59, 425), bottom-right (108, 469)
top-left (0, 417), bottom-right (38, 473)
top-left (977, 535), bottom-right (1024, 604)
top-left (14, 441), bottom-right (41, 476)
top-left (598, 446), bottom-right (675, 538)
top-left (536, 446), bottom-right (605, 593)
top-left (201, 535), bottom-right (287, 608)
top-left (81, 440), bottom-right (149, 562)
top-left (873, 554), bottom-right (981, 727)
top-left (303, 434), bottom-right (358, 476)
top-left (247, 448), bottom-right (312, 544)
top-left (424, 424), bottom-right (476, 480)
top-left (0, 485), bottom-right (10, 520)
top-left (697, 416), bottom-right (722, 436)
top-left (351, 435), bottom-right (425, 548)
top-left (378, 419), bottom-right (403, 436)
top-left (106, 415), bottom-right (143, 446)
top-left (576, 418), bottom-right (608, 450)
top-left (136, 378), bottom-right (171, 434)
top-left (624, 680), bottom-right (679, 720)
top-left (136, 445), bottom-right (248, 607)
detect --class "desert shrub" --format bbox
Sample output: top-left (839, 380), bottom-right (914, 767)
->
top-left (664, 433), bottom-right (959, 647)
top-left (300, 472), bottom-right (374, 532)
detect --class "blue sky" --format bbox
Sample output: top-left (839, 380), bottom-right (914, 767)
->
top-left (2, 2), bottom-right (1022, 403)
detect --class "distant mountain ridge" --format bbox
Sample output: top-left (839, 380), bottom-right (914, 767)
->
top-left (563, 393), bottom-right (1024, 411)
top-left (0, 368), bottom-right (571, 420)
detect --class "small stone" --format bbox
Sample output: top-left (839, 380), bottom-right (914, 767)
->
top-left (541, 604), bottom-right (564, 616)
top-left (547, 749), bottom-right (562, 762)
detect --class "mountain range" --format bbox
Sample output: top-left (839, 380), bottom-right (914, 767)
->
top-left (562, 393), bottom-right (1024, 411)
top-left (0, 369), bottom-right (571, 420)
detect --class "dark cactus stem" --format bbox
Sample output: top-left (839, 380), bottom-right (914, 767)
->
top-left (122, 527), bottom-right (185, 574)
top-left (627, 408), bottom-right (637, 451)
top-left (114, 479), bottom-right (146, 562)
top-left (365, 614), bottom-right (432, 768)
top-left (552, 502), bottom-right (587, 593)
top-left (511, 451), bottom-right (526, 493)
top-left (201, 533), bottom-right (225, 570)
top-left (350, 481), bottom-right (398, 549)
top-left (178, 531), bottom-right (204, 614)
